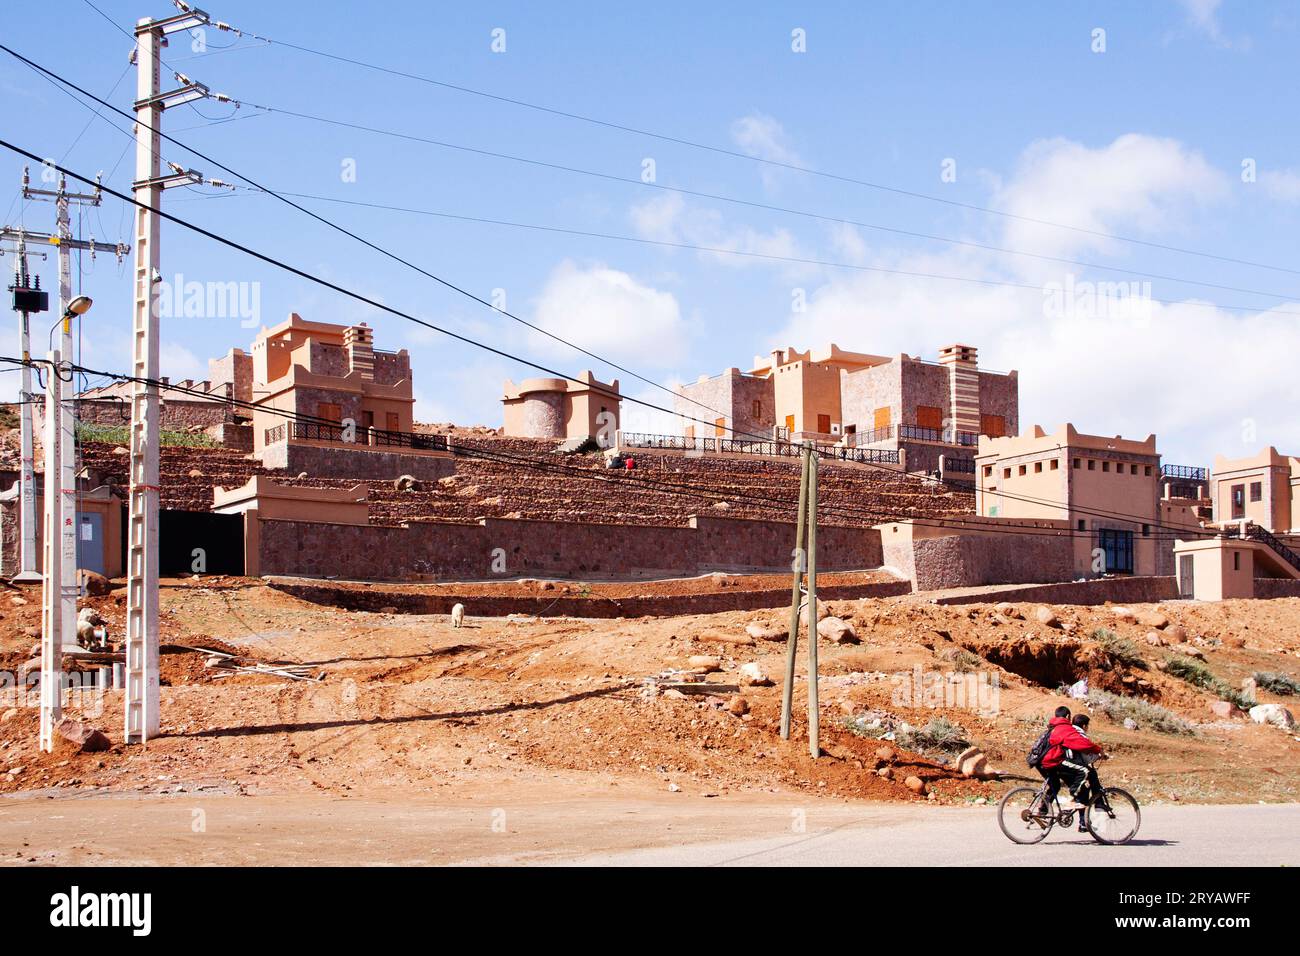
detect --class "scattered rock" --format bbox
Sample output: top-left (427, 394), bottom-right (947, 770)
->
top-left (745, 622), bottom-right (787, 642)
top-left (1123, 718), bottom-right (1139, 730)
top-left (1111, 606), bottom-right (1136, 622)
top-left (55, 718), bottom-right (111, 753)
top-left (667, 783), bottom-right (681, 793)
top-left (726, 696), bottom-right (750, 716)
top-left (1034, 606), bottom-right (1059, 627)
top-left (1136, 609), bottom-right (1169, 629)
top-left (904, 775), bottom-right (927, 795)
top-left (9, 595), bottom-right (27, 607)
top-left (0, 708), bottom-right (18, 724)
top-left (1223, 635), bottom-right (1246, 649)
top-left (816, 616), bottom-right (859, 645)
top-left (394, 474), bottom-right (423, 492)
top-left (696, 630), bottom-right (754, 647)
top-left (1174, 644), bottom-right (1206, 661)
top-left (738, 662), bottom-right (773, 687)
top-left (1144, 631), bottom-right (1165, 647)
top-left (1209, 700), bottom-right (1244, 719)
top-left (1249, 704), bottom-right (1295, 730)
top-left (686, 655), bottom-right (721, 673)
top-left (994, 602), bottom-right (1022, 619)
top-left (187, 468), bottom-right (205, 479)
top-left (874, 746), bottom-right (896, 763)
top-left (877, 767), bottom-right (893, 779)
top-left (1163, 624), bottom-right (1188, 643)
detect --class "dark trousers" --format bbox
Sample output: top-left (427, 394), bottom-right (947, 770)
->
top-left (1056, 760), bottom-right (1091, 800)
top-left (1037, 766), bottom-right (1062, 802)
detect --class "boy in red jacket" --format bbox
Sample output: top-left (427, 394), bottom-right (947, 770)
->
top-left (1041, 713), bottom-right (1103, 810)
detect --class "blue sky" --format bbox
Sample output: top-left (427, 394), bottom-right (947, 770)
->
top-left (2, 0), bottom-right (1299, 465)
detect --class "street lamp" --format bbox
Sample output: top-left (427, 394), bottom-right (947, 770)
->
top-left (49, 295), bottom-right (91, 350)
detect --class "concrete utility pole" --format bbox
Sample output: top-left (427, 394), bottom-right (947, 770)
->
top-left (39, 349), bottom-right (64, 753)
top-left (780, 444), bottom-right (821, 758)
top-left (126, 7), bottom-right (207, 744)
top-left (20, 169), bottom-right (126, 650)
top-left (1, 232), bottom-right (46, 582)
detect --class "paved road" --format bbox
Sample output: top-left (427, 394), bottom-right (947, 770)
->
top-left (0, 789), bottom-right (1294, 866)
top-left (558, 803), bottom-right (1300, 866)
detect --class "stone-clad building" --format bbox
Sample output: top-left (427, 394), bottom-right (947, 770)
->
top-left (675, 342), bottom-right (1018, 473)
top-left (500, 371), bottom-right (621, 443)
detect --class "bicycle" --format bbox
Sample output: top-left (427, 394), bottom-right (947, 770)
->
top-left (997, 761), bottom-right (1141, 845)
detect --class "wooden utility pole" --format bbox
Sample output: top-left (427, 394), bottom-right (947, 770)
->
top-left (780, 443), bottom-right (820, 757)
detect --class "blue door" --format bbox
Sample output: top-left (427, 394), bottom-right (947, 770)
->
top-left (77, 512), bottom-right (106, 576)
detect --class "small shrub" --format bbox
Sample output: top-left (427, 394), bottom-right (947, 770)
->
top-left (844, 713), bottom-right (970, 755)
top-left (1254, 671), bottom-right (1300, 697)
top-left (77, 423), bottom-right (217, 448)
top-left (952, 649), bottom-right (982, 673)
top-left (1093, 627), bottom-right (1144, 668)
top-left (1166, 656), bottom-right (1253, 710)
top-left (1087, 688), bottom-right (1194, 736)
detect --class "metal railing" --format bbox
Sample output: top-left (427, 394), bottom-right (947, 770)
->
top-left (1161, 463), bottom-right (1208, 481)
top-left (942, 456), bottom-right (976, 473)
top-left (897, 423), bottom-right (980, 446)
top-left (1237, 523), bottom-right (1300, 574)
top-left (620, 432), bottom-right (899, 466)
top-left (262, 420), bottom-right (448, 452)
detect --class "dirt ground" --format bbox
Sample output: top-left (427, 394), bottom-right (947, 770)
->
top-left (1, 576), bottom-right (1298, 818)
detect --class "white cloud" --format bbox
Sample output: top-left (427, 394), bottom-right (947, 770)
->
top-left (629, 193), bottom-right (805, 272)
top-left (160, 342), bottom-right (207, 383)
top-left (730, 112), bottom-right (804, 190)
top-left (1177, 0), bottom-right (1251, 49)
top-left (532, 260), bottom-right (685, 369)
top-left (992, 133), bottom-right (1225, 269)
top-left (1260, 167), bottom-right (1300, 202)
top-left (771, 133), bottom-right (1299, 463)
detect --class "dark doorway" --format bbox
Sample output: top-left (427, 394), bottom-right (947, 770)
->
top-left (159, 511), bottom-right (244, 575)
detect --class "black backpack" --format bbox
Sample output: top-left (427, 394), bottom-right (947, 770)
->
top-left (1026, 727), bottom-right (1053, 768)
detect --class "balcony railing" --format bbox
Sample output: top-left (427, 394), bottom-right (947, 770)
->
top-left (620, 432), bottom-right (899, 466)
top-left (942, 456), bottom-right (977, 473)
top-left (1161, 463), bottom-right (1207, 481)
top-left (263, 420), bottom-right (448, 452)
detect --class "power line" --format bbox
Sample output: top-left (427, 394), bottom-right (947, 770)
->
top-left (217, 96), bottom-right (1300, 308)
top-left (225, 186), bottom-right (1300, 317)
top-left (26, 354), bottom-right (1220, 543)
top-left (197, 10), bottom-right (1300, 279)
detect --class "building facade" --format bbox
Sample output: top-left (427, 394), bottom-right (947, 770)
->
top-left (675, 342), bottom-right (1018, 473)
top-left (501, 370), bottom-right (620, 442)
top-left (974, 423), bottom-right (1175, 576)
top-left (1210, 447), bottom-right (1300, 533)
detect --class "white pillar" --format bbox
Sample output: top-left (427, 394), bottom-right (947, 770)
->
top-left (55, 181), bottom-right (79, 651)
top-left (39, 349), bottom-right (63, 753)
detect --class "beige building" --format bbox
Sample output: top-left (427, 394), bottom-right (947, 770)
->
top-left (675, 342), bottom-right (1019, 473)
top-left (501, 370), bottom-right (620, 442)
top-left (974, 423), bottom-right (1179, 576)
top-left (251, 314), bottom-right (417, 454)
top-left (1210, 447), bottom-right (1300, 533)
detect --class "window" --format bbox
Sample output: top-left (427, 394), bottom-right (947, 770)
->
top-left (1116, 463), bottom-right (1126, 474)
top-left (1144, 465), bottom-right (1152, 476)
top-left (1034, 461), bottom-right (1043, 473)
top-left (980, 414), bottom-right (1006, 438)
top-left (715, 417), bottom-right (726, 437)
top-left (1087, 459), bottom-right (1095, 471)
top-left (1250, 481), bottom-right (1263, 502)
top-left (1102, 461), bottom-right (1111, 473)
top-left (1233, 551), bottom-right (1241, 571)
top-left (1003, 467), bottom-right (1011, 479)
top-left (752, 399), bottom-right (762, 419)
top-left (1073, 458), bottom-right (1081, 469)
top-left (386, 412), bottom-right (400, 431)
top-left (1018, 464), bottom-right (1027, 476)
top-left (785, 414), bottom-right (795, 433)
top-left (983, 465), bottom-right (993, 478)
top-left (1098, 529), bottom-right (1135, 575)
top-left (817, 413), bottom-right (831, 434)
top-left (317, 402), bottom-right (342, 423)
top-left (1050, 459), bottom-right (1060, 471)
top-left (1142, 523), bottom-right (1150, 537)
top-left (915, 405), bottom-right (943, 431)
top-left (1077, 519), bottom-right (1086, 531)
top-left (873, 407), bottom-right (891, 429)
top-left (1231, 484), bottom-right (1246, 520)
top-left (360, 410), bottom-right (374, 430)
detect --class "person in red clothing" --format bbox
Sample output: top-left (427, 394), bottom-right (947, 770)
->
top-left (1041, 713), bottom-right (1104, 810)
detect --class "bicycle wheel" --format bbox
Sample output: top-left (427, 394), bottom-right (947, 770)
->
top-left (1085, 787), bottom-right (1141, 845)
top-left (997, 787), bottom-right (1054, 844)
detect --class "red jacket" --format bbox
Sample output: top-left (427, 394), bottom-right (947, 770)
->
top-left (1041, 716), bottom-right (1101, 769)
